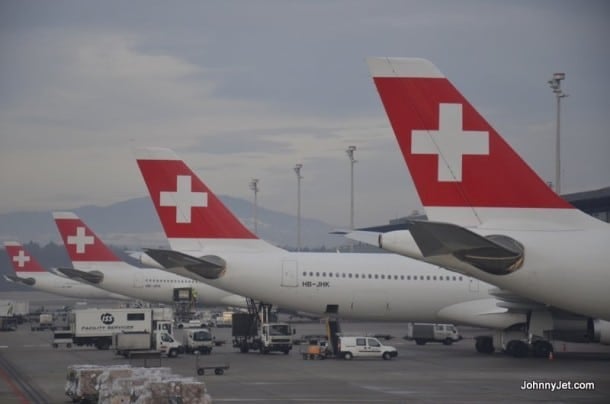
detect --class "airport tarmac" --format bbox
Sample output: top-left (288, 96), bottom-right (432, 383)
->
top-left (1, 320), bottom-right (610, 403)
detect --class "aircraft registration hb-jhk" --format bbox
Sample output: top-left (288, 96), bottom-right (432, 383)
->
top-left (344, 57), bottom-right (610, 354)
top-left (51, 212), bottom-right (248, 308)
top-left (130, 147), bottom-right (609, 356)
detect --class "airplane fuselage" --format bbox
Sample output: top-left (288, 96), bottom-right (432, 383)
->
top-left (377, 226), bottom-right (610, 321)
top-left (70, 261), bottom-right (247, 307)
top-left (453, 227), bottom-right (610, 321)
top-left (15, 272), bottom-right (130, 300)
top-left (164, 251), bottom-right (523, 328)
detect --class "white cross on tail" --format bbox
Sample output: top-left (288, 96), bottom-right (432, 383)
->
top-left (13, 250), bottom-right (31, 268)
top-left (67, 226), bottom-right (95, 254)
top-left (160, 175), bottom-right (208, 223)
top-left (411, 103), bottom-right (489, 182)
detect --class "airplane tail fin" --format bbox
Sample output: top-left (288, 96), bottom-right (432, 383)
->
top-left (134, 147), bottom-right (281, 252)
top-left (53, 212), bottom-right (122, 266)
top-left (366, 57), bottom-right (598, 229)
top-left (4, 241), bottom-right (46, 273)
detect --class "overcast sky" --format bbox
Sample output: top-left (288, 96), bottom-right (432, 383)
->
top-left (1, 0), bottom-right (609, 228)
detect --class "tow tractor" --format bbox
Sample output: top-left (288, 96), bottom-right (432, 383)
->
top-left (301, 305), bottom-right (342, 360)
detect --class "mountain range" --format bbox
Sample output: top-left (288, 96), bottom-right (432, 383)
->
top-left (0, 195), bottom-right (348, 250)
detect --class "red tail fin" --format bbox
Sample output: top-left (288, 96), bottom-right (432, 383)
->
top-left (367, 57), bottom-right (572, 211)
top-left (134, 147), bottom-right (257, 240)
top-left (4, 242), bottom-right (46, 273)
top-left (53, 212), bottom-right (120, 262)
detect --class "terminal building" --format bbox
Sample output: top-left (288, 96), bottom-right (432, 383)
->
top-left (389, 186), bottom-right (610, 225)
top-left (562, 186), bottom-right (610, 223)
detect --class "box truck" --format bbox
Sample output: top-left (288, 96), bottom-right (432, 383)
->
top-left (113, 330), bottom-right (182, 358)
top-left (53, 307), bottom-right (174, 350)
top-left (405, 323), bottom-right (462, 345)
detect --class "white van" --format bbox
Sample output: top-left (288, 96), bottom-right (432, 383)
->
top-left (338, 336), bottom-right (397, 360)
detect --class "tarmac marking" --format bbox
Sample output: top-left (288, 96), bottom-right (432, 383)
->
top-left (214, 400), bottom-right (397, 402)
top-left (359, 384), bottom-right (416, 396)
top-left (0, 358), bottom-right (32, 404)
top-left (0, 346), bottom-right (8, 349)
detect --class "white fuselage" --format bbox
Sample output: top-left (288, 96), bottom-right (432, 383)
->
top-left (452, 227), bottom-right (610, 321)
top-left (161, 250), bottom-right (524, 328)
top-left (70, 261), bottom-right (247, 307)
top-left (376, 220), bottom-right (610, 321)
top-left (16, 271), bottom-right (130, 300)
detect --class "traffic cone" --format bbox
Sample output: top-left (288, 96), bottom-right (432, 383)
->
top-left (548, 351), bottom-right (554, 360)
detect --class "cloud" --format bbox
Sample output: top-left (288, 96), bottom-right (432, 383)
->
top-left (1, 1), bottom-right (609, 228)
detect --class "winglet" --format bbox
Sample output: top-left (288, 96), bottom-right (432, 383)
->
top-left (134, 147), bottom-right (257, 240)
top-left (4, 241), bottom-right (46, 273)
top-left (53, 212), bottom-right (120, 263)
top-left (134, 147), bottom-right (282, 253)
top-left (366, 57), bottom-right (579, 226)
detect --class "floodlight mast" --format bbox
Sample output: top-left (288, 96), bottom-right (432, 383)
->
top-left (548, 72), bottom-right (567, 195)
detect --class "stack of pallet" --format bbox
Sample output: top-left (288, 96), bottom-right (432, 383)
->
top-left (65, 364), bottom-right (212, 403)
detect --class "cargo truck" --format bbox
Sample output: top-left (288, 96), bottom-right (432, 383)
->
top-left (232, 312), bottom-right (293, 354)
top-left (52, 307), bottom-right (174, 350)
top-left (404, 323), bottom-right (462, 345)
top-left (113, 330), bottom-right (182, 358)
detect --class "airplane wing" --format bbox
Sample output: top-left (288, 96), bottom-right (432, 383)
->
top-left (406, 220), bottom-right (524, 275)
top-left (55, 267), bottom-right (104, 284)
top-left (144, 249), bottom-right (226, 280)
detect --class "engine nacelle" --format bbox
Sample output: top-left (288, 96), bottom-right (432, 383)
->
top-left (593, 319), bottom-right (610, 345)
top-left (548, 317), bottom-right (610, 344)
top-left (549, 317), bottom-right (591, 343)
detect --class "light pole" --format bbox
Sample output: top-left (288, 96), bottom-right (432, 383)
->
top-left (294, 164), bottom-right (303, 251)
top-left (548, 72), bottom-right (567, 195)
top-left (249, 178), bottom-right (259, 235)
top-left (346, 145), bottom-right (357, 251)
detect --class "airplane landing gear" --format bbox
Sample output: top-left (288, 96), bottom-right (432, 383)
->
top-left (475, 336), bottom-right (494, 354)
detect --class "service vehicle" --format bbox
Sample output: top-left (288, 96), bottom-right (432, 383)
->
top-left (232, 312), bottom-right (293, 354)
top-left (31, 313), bottom-right (53, 331)
top-left (405, 323), bottom-right (462, 345)
top-left (183, 328), bottom-right (214, 354)
top-left (52, 307), bottom-right (174, 350)
top-left (176, 319), bottom-right (203, 329)
top-left (214, 311), bottom-right (234, 328)
top-left (338, 336), bottom-right (397, 360)
top-left (113, 330), bottom-right (182, 358)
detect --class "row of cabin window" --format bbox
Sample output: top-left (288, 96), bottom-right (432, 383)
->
top-left (302, 271), bottom-right (463, 281)
top-left (143, 279), bottom-right (196, 283)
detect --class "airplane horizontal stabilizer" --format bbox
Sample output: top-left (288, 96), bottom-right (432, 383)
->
top-left (4, 274), bottom-right (35, 286)
top-left (56, 267), bottom-right (104, 284)
top-left (144, 249), bottom-right (226, 279)
top-left (407, 221), bottom-right (524, 275)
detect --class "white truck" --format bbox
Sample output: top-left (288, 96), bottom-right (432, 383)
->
top-left (405, 323), bottom-right (462, 345)
top-left (53, 307), bottom-right (174, 350)
top-left (32, 313), bottom-right (54, 331)
top-left (338, 336), bottom-right (398, 360)
top-left (232, 313), bottom-right (293, 354)
top-left (113, 331), bottom-right (182, 358)
top-left (183, 328), bottom-right (214, 354)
